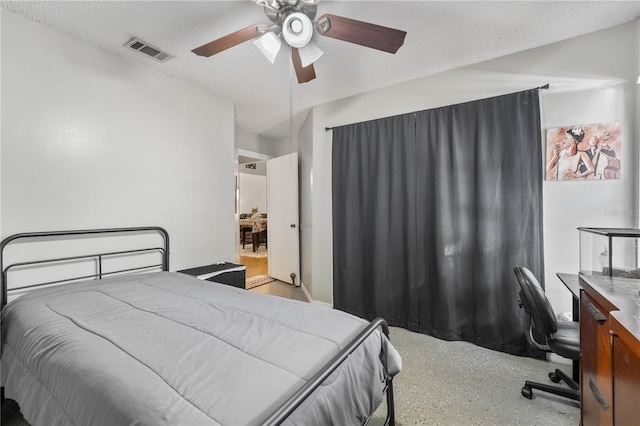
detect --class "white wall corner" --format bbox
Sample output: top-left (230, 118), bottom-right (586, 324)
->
top-left (300, 279), bottom-right (333, 307)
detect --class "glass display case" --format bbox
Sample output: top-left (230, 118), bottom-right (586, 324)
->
top-left (579, 227), bottom-right (640, 278)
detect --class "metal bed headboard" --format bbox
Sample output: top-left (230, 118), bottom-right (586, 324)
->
top-left (1, 226), bottom-right (170, 308)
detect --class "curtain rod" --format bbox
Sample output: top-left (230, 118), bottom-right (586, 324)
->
top-left (324, 84), bottom-right (550, 132)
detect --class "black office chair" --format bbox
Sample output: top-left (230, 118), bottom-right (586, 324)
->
top-left (513, 266), bottom-right (580, 402)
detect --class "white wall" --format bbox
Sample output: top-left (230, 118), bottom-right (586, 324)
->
top-left (637, 20), bottom-right (640, 218)
top-left (1, 11), bottom-right (236, 271)
top-left (308, 21), bottom-right (639, 311)
top-left (238, 173), bottom-right (267, 214)
top-left (541, 84), bottom-right (633, 317)
top-left (272, 135), bottom-right (299, 158)
top-left (298, 112), bottom-right (314, 296)
top-left (0, 10), bottom-right (3, 243)
top-left (236, 127), bottom-right (281, 158)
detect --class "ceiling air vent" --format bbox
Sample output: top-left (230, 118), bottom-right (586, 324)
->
top-left (124, 37), bottom-right (173, 63)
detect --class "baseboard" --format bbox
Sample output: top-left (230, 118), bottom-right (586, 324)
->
top-left (300, 280), bottom-right (312, 302)
top-left (299, 281), bottom-right (334, 308)
top-left (311, 299), bottom-right (333, 308)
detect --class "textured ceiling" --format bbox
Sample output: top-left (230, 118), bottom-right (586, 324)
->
top-left (3, 1), bottom-right (640, 139)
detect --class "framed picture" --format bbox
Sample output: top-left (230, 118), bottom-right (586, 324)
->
top-left (545, 122), bottom-right (621, 181)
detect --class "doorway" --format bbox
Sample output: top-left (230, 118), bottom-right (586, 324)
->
top-left (238, 154), bottom-right (272, 287)
top-left (236, 150), bottom-right (300, 291)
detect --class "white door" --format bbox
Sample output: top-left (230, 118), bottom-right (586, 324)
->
top-left (267, 152), bottom-right (300, 286)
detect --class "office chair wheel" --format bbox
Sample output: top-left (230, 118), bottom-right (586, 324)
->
top-left (549, 372), bottom-right (561, 383)
top-left (521, 386), bottom-right (533, 399)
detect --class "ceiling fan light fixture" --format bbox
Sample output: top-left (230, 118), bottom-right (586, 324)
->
top-left (253, 32), bottom-right (282, 63)
top-left (282, 12), bottom-right (313, 48)
top-left (298, 41), bottom-right (324, 68)
top-left (193, 1), bottom-right (407, 84)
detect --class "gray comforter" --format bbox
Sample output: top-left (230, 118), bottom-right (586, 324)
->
top-left (1, 272), bottom-right (401, 425)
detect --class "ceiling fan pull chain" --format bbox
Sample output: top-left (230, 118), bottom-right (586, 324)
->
top-left (289, 57), bottom-right (294, 148)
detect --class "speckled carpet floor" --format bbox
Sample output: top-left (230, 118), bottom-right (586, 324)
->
top-left (369, 326), bottom-right (579, 425)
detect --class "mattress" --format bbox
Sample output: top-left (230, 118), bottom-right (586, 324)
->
top-left (1, 272), bottom-right (401, 426)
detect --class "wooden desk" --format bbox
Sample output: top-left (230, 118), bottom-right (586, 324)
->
top-left (577, 274), bottom-right (640, 426)
top-left (557, 272), bottom-right (582, 320)
top-left (556, 272), bottom-right (582, 381)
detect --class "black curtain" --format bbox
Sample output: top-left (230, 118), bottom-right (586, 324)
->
top-left (332, 89), bottom-right (544, 356)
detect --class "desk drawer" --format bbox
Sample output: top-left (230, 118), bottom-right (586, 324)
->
top-left (580, 291), bottom-right (613, 426)
top-left (613, 335), bottom-right (640, 423)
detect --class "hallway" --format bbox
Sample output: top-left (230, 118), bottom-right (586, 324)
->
top-left (241, 254), bottom-right (268, 278)
top-left (241, 253), bottom-right (307, 302)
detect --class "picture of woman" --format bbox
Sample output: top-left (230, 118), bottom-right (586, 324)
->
top-left (545, 122), bottom-right (621, 181)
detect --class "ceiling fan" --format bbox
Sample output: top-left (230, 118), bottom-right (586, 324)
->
top-left (192, 0), bottom-right (407, 83)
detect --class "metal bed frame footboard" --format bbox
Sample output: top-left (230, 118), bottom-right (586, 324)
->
top-left (262, 317), bottom-right (396, 426)
top-left (1, 226), bottom-right (170, 309)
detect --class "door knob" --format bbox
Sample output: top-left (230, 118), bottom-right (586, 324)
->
top-left (290, 224), bottom-right (296, 228)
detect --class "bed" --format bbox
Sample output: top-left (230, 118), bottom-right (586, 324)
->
top-left (0, 227), bottom-right (400, 425)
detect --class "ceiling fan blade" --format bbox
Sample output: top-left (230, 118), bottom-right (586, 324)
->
top-left (291, 47), bottom-right (316, 83)
top-left (192, 25), bottom-right (262, 57)
top-left (316, 14), bottom-right (406, 54)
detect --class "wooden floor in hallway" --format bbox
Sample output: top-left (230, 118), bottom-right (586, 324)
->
top-left (240, 252), bottom-right (308, 302)
top-left (241, 255), bottom-right (268, 278)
